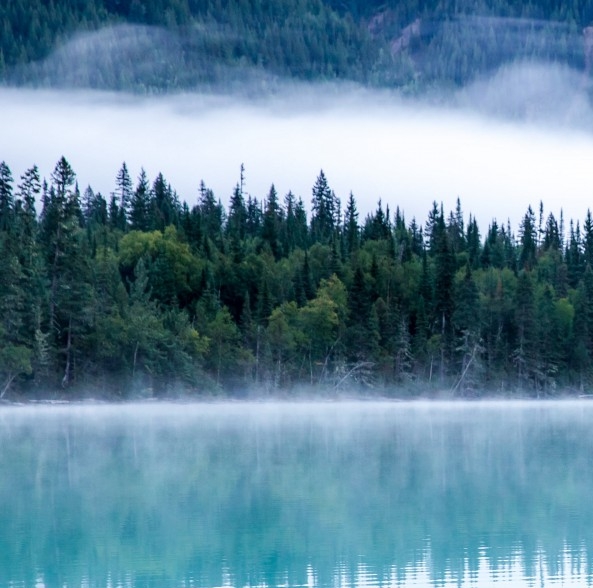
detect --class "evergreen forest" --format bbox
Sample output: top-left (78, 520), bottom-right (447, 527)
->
top-left (2, 0), bottom-right (593, 92)
top-left (0, 157), bottom-right (592, 399)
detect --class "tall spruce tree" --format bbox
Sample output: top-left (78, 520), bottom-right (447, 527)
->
top-left (519, 205), bottom-right (537, 270)
top-left (433, 213), bottom-right (455, 380)
top-left (310, 170), bottom-right (336, 244)
top-left (227, 183), bottom-right (247, 243)
top-left (130, 168), bottom-right (151, 231)
top-left (343, 192), bottom-right (359, 255)
top-left (261, 184), bottom-right (282, 259)
top-left (115, 162), bottom-right (133, 228)
top-left (0, 161), bottom-right (14, 232)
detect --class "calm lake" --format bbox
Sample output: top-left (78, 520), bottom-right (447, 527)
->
top-left (1, 401), bottom-right (592, 588)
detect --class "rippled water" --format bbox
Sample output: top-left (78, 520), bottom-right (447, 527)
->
top-left (1, 401), bottom-right (593, 588)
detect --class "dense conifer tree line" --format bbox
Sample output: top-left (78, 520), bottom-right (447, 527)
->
top-left (0, 156), bottom-right (592, 398)
top-left (1, 0), bottom-right (593, 91)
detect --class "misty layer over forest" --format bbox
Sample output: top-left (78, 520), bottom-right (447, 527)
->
top-left (2, 0), bottom-right (593, 92)
top-left (1, 156), bottom-right (593, 399)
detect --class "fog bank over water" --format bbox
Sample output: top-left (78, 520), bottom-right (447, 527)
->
top-left (2, 400), bottom-right (593, 588)
top-left (3, 61), bottom-right (593, 226)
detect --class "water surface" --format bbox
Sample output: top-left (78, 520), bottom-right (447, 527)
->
top-left (1, 401), bottom-right (592, 587)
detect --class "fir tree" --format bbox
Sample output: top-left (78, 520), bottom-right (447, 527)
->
top-left (130, 168), bottom-right (150, 232)
top-left (115, 162), bottom-right (133, 227)
top-left (261, 184), bottom-right (282, 259)
top-left (0, 161), bottom-right (14, 232)
top-left (310, 170), bottom-right (336, 244)
top-left (226, 183), bottom-right (247, 243)
top-left (519, 205), bottom-right (537, 270)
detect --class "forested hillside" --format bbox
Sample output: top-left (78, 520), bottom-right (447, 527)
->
top-left (2, 0), bottom-right (593, 91)
top-left (0, 157), bottom-right (591, 398)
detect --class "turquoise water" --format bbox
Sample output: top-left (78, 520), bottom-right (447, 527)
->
top-left (1, 401), bottom-right (593, 588)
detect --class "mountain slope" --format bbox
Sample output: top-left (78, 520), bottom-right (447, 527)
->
top-left (1, 0), bottom-right (592, 91)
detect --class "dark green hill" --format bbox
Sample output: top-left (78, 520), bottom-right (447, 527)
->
top-left (1, 0), bottom-right (377, 91)
top-left (1, 0), bottom-right (593, 91)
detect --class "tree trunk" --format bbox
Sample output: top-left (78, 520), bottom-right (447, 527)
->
top-left (132, 341), bottom-right (139, 376)
top-left (0, 373), bottom-right (16, 399)
top-left (62, 315), bottom-right (72, 388)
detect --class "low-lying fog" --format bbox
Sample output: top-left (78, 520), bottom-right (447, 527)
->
top-left (3, 61), bottom-right (593, 226)
top-left (2, 400), bottom-right (593, 588)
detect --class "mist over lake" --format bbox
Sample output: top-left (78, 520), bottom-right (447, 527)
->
top-left (2, 401), bottom-right (593, 588)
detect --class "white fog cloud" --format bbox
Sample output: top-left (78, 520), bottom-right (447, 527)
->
top-left (2, 63), bottom-right (593, 230)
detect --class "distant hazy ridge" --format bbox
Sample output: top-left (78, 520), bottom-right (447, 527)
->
top-left (2, 0), bottom-right (593, 91)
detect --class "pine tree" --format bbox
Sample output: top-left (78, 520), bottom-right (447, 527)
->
top-left (85, 188), bottom-right (108, 228)
top-left (0, 232), bottom-right (26, 348)
top-left (198, 181), bottom-right (224, 248)
top-left (261, 184), bottom-right (282, 259)
top-left (41, 157), bottom-right (97, 388)
top-left (226, 183), bottom-right (247, 243)
top-left (425, 201), bottom-right (442, 255)
top-left (181, 203), bottom-right (202, 250)
top-left (151, 172), bottom-right (176, 231)
top-left (364, 200), bottom-right (390, 241)
top-left (433, 213), bottom-right (455, 380)
top-left (130, 168), bottom-right (150, 231)
top-left (447, 197), bottom-right (465, 254)
top-left (452, 264), bottom-right (482, 394)
top-left (519, 205), bottom-right (537, 270)
top-left (246, 195), bottom-right (262, 240)
top-left (583, 209), bottom-right (593, 267)
top-left (466, 215), bottom-right (481, 269)
top-left (543, 213), bottom-right (561, 252)
top-left (293, 197), bottom-right (309, 250)
top-left (310, 170), bottom-right (336, 244)
top-left (108, 193), bottom-right (120, 229)
top-left (115, 162), bottom-right (133, 227)
top-left (51, 156), bottom-right (76, 205)
top-left (280, 191), bottom-right (297, 254)
top-left (566, 220), bottom-right (584, 288)
top-left (393, 207), bottom-right (412, 263)
top-left (14, 166), bottom-right (43, 354)
top-left (409, 217), bottom-right (424, 257)
top-left (0, 161), bottom-right (14, 232)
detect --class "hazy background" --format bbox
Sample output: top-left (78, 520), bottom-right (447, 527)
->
top-left (3, 24), bottom-right (593, 228)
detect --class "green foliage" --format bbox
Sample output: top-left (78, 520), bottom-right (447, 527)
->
top-left (0, 337), bottom-right (32, 397)
top-left (205, 306), bottom-right (248, 389)
top-left (119, 226), bottom-right (201, 307)
top-left (1, 156), bottom-right (593, 397)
